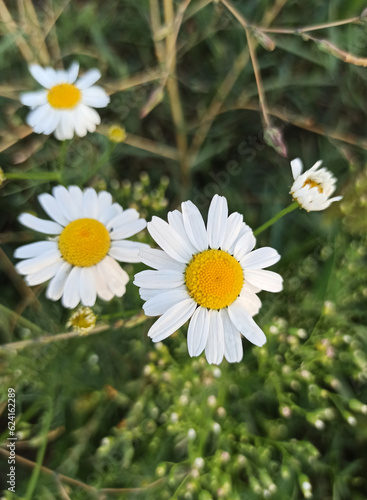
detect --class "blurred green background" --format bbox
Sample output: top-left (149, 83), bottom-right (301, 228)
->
top-left (1, 0), bottom-right (367, 498)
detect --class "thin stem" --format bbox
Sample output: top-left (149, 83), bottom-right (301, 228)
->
top-left (260, 15), bottom-right (361, 34)
top-left (253, 201), bottom-right (299, 236)
top-left (5, 171), bottom-right (62, 181)
top-left (24, 402), bottom-right (53, 500)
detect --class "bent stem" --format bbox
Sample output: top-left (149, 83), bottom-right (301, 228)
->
top-left (254, 201), bottom-right (299, 236)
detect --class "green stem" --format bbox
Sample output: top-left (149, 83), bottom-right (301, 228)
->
top-left (5, 172), bottom-right (62, 181)
top-left (24, 401), bottom-right (53, 500)
top-left (253, 201), bottom-right (299, 236)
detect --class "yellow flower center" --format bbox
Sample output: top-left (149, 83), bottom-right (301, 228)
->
top-left (302, 179), bottom-right (323, 193)
top-left (67, 306), bottom-right (97, 334)
top-left (47, 83), bottom-right (81, 109)
top-left (58, 218), bottom-right (110, 267)
top-left (185, 249), bottom-right (244, 310)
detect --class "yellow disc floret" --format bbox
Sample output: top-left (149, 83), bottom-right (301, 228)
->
top-left (185, 249), bottom-right (244, 310)
top-left (302, 178), bottom-right (323, 193)
top-left (59, 218), bottom-right (110, 267)
top-left (47, 83), bottom-right (81, 109)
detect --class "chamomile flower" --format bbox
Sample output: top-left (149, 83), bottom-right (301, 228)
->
top-left (290, 158), bottom-right (342, 211)
top-left (14, 186), bottom-right (147, 308)
top-left (134, 195), bottom-right (283, 365)
top-left (20, 63), bottom-right (110, 140)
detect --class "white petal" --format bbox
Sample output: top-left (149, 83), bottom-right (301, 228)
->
top-left (67, 62), bottom-right (80, 83)
top-left (147, 298), bottom-right (197, 342)
top-left (80, 268), bottom-right (97, 306)
top-left (38, 193), bottom-right (69, 226)
top-left (81, 85), bottom-right (110, 107)
top-left (239, 288), bottom-right (262, 316)
top-left (77, 104), bottom-right (101, 131)
top-left (76, 69), bottom-right (101, 89)
top-left (29, 64), bottom-right (55, 88)
top-left (205, 309), bottom-right (225, 365)
top-left (309, 160), bottom-right (323, 172)
top-left (207, 195), bottom-right (228, 249)
top-left (222, 309), bottom-right (243, 363)
top-left (20, 90), bottom-right (47, 107)
top-left (233, 231), bottom-right (256, 261)
top-left (245, 269), bottom-right (283, 293)
top-left (187, 306), bottom-right (209, 357)
top-left (52, 185), bottom-right (81, 222)
top-left (181, 200), bottom-right (208, 252)
top-left (139, 287), bottom-right (184, 301)
top-left (241, 247), bottom-right (280, 270)
top-left (25, 260), bottom-right (62, 286)
top-left (62, 267), bottom-right (82, 308)
top-left (26, 103), bottom-right (51, 128)
top-left (92, 265), bottom-right (114, 301)
top-left (14, 241), bottom-right (58, 259)
top-left (18, 213), bottom-right (63, 234)
top-left (98, 256), bottom-right (129, 297)
top-left (228, 299), bottom-right (266, 346)
top-left (54, 111), bottom-right (75, 140)
top-left (139, 248), bottom-right (185, 272)
top-left (97, 191), bottom-right (113, 217)
top-left (15, 249), bottom-right (61, 275)
top-left (38, 108), bottom-right (59, 135)
top-left (110, 219), bottom-right (146, 240)
top-left (68, 186), bottom-right (83, 214)
top-left (107, 208), bottom-right (139, 230)
top-left (148, 216), bottom-right (194, 263)
top-left (82, 187), bottom-right (98, 219)
top-left (109, 241), bottom-right (149, 263)
top-left (143, 289), bottom-right (190, 316)
top-left (98, 203), bottom-right (122, 225)
top-left (221, 212), bottom-right (243, 252)
top-left (228, 223), bottom-right (253, 255)
top-left (290, 158), bottom-right (303, 179)
top-left (46, 261), bottom-right (72, 300)
top-left (134, 269), bottom-right (184, 289)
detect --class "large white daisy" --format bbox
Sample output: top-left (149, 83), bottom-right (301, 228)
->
top-left (133, 195), bottom-right (283, 365)
top-left (20, 63), bottom-right (110, 140)
top-left (290, 158), bottom-right (342, 211)
top-left (14, 186), bottom-right (147, 308)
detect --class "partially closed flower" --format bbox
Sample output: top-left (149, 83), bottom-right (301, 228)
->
top-left (21, 63), bottom-right (110, 140)
top-left (14, 186), bottom-right (147, 308)
top-left (290, 158), bottom-right (342, 211)
top-left (134, 195), bottom-right (283, 365)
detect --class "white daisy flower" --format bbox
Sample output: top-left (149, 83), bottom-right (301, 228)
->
top-left (290, 158), bottom-right (342, 211)
top-left (133, 195), bottom-right (283, 365)
top-left (20, 63), bottom-right (110, 140)
top-left (14, 186), bottom-right (147, 308)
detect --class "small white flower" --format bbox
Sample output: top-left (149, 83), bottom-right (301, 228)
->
top-left (14, 186), bottom-right (147, 308)
top-left (134, 195), bottom-right (283, 365)
top-left (290, 158), bottom-right (342, 211)
top-left (21, 63), bottom-right (110, 140)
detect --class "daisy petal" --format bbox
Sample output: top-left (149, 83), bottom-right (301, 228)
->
top-left (148, 216), bottom-right (194, 263)
top-left (76, 69), bottom-right (102, 89)
top-left (233, 231), bottom-right (256, 261)
top-left (29, 64), bottom-right (55, 88)
top-left (25, 260), bottom-right (62, 286)
top-left (109, 241), bottom-right (149, 263)
top-left (221, 212), bottom-right (243, 252)
top-left (82, 85), bottom-right (110, 107)
top-left (80, 268), bottom-right (97, 306)
top-left (290, 158), bottom-right (303, 179)
top-left (205, 310), bottom-right (225, 365)
top-left (92, 265), bottom-right (114, 301)
top-left (133, 269), bottom-right (184, 289)
top-left (147, 298), bottom-right (197, 342)
top-left (26, 104), bottom-right (51, 128)
top-left (38, 193), bottom-right (69, 226)
top-left (14, 241), bottom-right (58, 259)
top-left (139, 248), bottom-right (186, 272)
top-left (15, 249), bottom-right (61, 275)
top-left (62, 267), bottom-right (82, 308)
top-left (107, 209), bottom-right (139, 230)
top-left (20, 90), bottom-right (47, 107)
top-left (97, 191), bottom-right (113, 217)
top-left (241, 247), bottom-right (280, 270)
top-left (46, 261), bottom-right (72, 301)
top-left (245, 269), bottom-right (283, 292)
top-left (222, 309), bottom-right (243, 363)
top-left (52, 185), bottom-right (78, 222)
top-left (68, 186), bottom-right (83, 214)
top-left (228, 298), bottom-right (267, 346)
top-left (207, 195), bottom-right (228, 249)
top-left (110, 219), bottom-right (146, 240)
top-left (18, 213), bottom-right (63, 234)
top-left (143, 289), bottom-right (189, 316)
top-left (239, 288), bottom-right (262, 316)
top-left (98, 256), bottom-right (129, 297)
top-left (181, 200), bottom-right (208, 252)
top-left (82, 187), bottom-right (98, 219)
top-left (187, 306), bottom-right (209, 357)
top-left (67, 62), bottom-right (80, 83)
